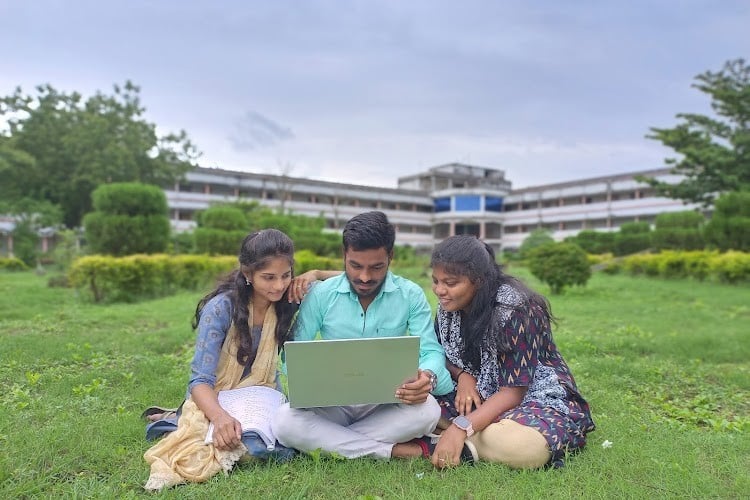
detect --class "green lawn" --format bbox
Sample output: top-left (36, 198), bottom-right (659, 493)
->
top-left (1, 269), bottom-right (748, 499)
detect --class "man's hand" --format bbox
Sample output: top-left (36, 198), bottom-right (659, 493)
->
top-left (287, 271), bottom-right (317, 304)
top-left (395, 369), bottom-right (433, 405)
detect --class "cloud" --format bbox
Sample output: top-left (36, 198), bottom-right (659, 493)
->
top-left (227, 111), bottom-right (295, 152)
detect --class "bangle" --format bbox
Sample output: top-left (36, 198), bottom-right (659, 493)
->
top-left (454, 369), bottom-right (465, 382)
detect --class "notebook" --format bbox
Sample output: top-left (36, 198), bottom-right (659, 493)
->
top-left (284, 336), bottom-right (420, 408)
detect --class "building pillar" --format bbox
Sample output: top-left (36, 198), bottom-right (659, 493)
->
top-left (8, 234), bottom-right (13, 257)
top-left (449, 221), bottom-right (455, 237)
top-left (41, 236), bottom-right (49, 253)
top-left (479, 221), bottom-right (486, 239)
top-left (203, 184), bottom-right (211, 194)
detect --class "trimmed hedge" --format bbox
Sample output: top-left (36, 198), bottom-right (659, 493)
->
top-left (295, 250), bottom-right (339, 274)
top-left (595, 250), bottom-right (750, 283)
top-left (68, 251), bottom-right (341, 303)
top-left (69, 254), bottom-right (236, 303)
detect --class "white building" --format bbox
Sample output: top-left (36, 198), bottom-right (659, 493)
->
top-left (164, 162), bottom-right (699, 251)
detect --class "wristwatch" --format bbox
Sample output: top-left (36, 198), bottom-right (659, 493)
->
top-left (423, 369), bottom-right (437, 392)
top-left (452, 415), bottom-right (475, 437)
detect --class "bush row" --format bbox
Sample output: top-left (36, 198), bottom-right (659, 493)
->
top-left (69, 254), bottom-right (237, 303)
top-left (599, 250), bottom-right (750, 283)
top-left (68, 251), bottom-right (341, 303)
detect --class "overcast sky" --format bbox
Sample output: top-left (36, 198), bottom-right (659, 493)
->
top-left (2, 1), bottom-right (748, 189)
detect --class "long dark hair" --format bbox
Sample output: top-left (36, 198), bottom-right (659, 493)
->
top-left (430, 235), bottom-right (553, 371)
top-left (192, 229), bottom-right (297, 366)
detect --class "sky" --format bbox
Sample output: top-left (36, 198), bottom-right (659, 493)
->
top-left (1, 0), bottom-right (748, 189)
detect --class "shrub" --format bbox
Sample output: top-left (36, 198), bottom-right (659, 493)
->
top-left (614, 222), bottom-right (652, 256)
top-left (295, 250), bottom-right (340, 275)
top-left (652, 211), bottom-right (706, 251)
top-left (586, 252), bottom-right (615, 266)
top-left (709, 251), bottom-right (750, 284)
top-left (84, 183), bottom-right (170, 256)
top-left (704, 191), bottom-right (750, 251)
top-left (170, 231), bottom-right (195, 254)
top-left (84, 213), bottom-right (171, 255)
top-left (527, 242), bottom-right (591, 294)
top-left (69, 254), bottom-right (237, 303)
top-left (0, 256), bottom-right (29, 271)
top-left (600, 259), bottom-right (623, 275)
top-left (568, 230), bottom-right (616, 254)
top-left (520, 229), bottom-right (554, 259)
top-left (90, 182), bottom-right (169, 216)
top-left (622, 253), bottom-right (660, 276)
top-left (615, 250), bottom-right (749, 283)
top-left (194, 228), bottom-right (247, 255)
top-left (197, 206), bottom-right (248, 231)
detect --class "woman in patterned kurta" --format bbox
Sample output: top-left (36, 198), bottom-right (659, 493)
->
top-left (428, 235), bottom-right (595, 469)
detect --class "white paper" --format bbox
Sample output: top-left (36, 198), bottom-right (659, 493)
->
top-left (204, 386), bottom-right (286, 449)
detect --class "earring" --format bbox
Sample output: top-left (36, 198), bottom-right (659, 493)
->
top-left (245, 277), bottom-right (251, 286)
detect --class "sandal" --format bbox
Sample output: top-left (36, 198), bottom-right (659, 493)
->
top-left (141, 406), bottom-right (178, 421)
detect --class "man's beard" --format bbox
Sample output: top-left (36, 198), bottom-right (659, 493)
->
top-left (347, 277), bottom-right (383, 298)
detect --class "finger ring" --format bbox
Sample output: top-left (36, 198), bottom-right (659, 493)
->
top-left (467, 396), bottom-right (472, 401)
top-left (438, 458), bottom-right (445, 462)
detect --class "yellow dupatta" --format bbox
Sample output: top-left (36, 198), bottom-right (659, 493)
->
top-left (143, 301), bottom-right (280, 491)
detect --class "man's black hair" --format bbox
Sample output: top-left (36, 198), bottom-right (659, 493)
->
top-left (342, 211), bottom-right (395, 253)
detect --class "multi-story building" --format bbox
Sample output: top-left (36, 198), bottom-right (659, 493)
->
top-left (164, 162), bottom-right (699, 252)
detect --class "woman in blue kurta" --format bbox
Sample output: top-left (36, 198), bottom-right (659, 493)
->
top-left (143, 229), bottom-right (334, 490)
top-left (426, 235), bottom-right (595, 469)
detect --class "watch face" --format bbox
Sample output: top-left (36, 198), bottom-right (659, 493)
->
top-left (454, 415), bottom-right (470, 429)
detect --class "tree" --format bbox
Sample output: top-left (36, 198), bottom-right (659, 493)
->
top-left (641, 59), bottom-right (750, 206)
top-left (704, 191), bottom-right (750, 251)
top-left (0, 81), bottom-right (199, 227)
top-left (83, 183), bottom-right (170, 255)
top-left (527, 242), bottom-right (591, 294)
top-left (0, 197), bottom-right (63, 266)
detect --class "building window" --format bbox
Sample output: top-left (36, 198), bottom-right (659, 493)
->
top-left (434, 223), bottom-right (451, 239)
top-left (434, 197), bottom-right (451, 212)
top-left (455, 223), bottom-right (480, 237)
top-left (485, 196), bottom-right (503, 212)
top-left (454, 195), bottom-right (481, 211)
top-left (485, 222), bottom-right (502, 238)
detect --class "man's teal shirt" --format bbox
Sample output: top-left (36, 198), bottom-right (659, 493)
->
top-left (293, 271), bottom-right (452, 395)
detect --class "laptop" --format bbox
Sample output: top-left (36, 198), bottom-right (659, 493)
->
top-left (284, 336), bottom-right (420, 408)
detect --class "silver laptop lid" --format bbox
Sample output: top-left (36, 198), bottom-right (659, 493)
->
top-left (284, 336), bottom-right (420, 408)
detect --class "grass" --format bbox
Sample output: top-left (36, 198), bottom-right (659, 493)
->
top-left (1, 269), bottom-right (749, 499)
